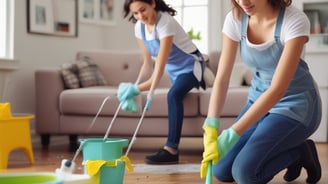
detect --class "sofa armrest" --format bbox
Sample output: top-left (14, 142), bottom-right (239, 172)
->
top-left (35, 68), bottom-right (64, 134)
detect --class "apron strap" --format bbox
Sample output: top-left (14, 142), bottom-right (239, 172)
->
top-left (274, 8), bottom-right (285, 44)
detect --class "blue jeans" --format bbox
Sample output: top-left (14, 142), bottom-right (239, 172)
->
top-left (165, 72), bottom-right (199, 150)
top-left (213, 89), bottom-right (321, 183)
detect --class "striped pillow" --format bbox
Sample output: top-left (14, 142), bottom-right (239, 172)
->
top-left (60, 57), bottom-right (107, 89)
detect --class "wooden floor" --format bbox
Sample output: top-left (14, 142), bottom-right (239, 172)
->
top-left (1, 135), bottom-right (327, 184)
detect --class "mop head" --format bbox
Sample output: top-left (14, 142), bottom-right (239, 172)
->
top-left (54, 159), bottom-right (97, 184)
top-left (56, 159), bottom-right (76, 175)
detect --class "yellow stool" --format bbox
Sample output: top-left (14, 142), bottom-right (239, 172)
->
top-left (0, 103), bottom-right (35, 169)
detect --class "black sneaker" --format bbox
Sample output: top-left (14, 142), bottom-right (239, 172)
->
top-left (284, 139), bottom-right (321, 183)
top-left (145, 148), bottom-right (179, 165)
top-left (284, 157), bottom-right (302, 182)
top-left (304, 139), bottom-right (321, 184)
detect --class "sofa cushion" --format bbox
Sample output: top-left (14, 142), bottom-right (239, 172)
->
top-left (60, 86), bottom-right (142, 117)
top-left (203, 67), bottom-right (215, 87)
top-left (229, 62), bottom-right (249, 87)
top-left (207, 50), bottom-right (253, 87)
top-left (59, 87), bottom-right (199, 118)
top-left (199, 87), bottom-right (249, 117)
top-left (243, 67), bottom-right (253, 85)
top-left (61, 86), bottom-right (249, 120)
top-left (140, 88), bottom-right (199, 117)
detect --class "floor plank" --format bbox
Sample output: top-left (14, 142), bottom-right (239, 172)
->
top-left (1, 136), bottom-right (327, 183)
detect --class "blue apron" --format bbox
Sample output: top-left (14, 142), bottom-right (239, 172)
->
top-left (240, 8), bottom-right (320, 125)
top-left (140, 14), bottom-right (206, 89)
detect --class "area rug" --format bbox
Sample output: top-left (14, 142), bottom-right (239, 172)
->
top-left (132, 163), bottom-right (200, 174)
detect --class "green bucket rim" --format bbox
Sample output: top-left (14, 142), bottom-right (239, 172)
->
top-left (0, 172), bottom-right (63, 184)
top-left (79, 138), bottom-right (128, 144)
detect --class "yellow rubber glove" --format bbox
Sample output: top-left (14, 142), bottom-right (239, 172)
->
top-left (200, 117), bottom-right (220, 178)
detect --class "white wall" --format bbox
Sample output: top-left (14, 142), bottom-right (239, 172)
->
top-left (208, 1), bottom-right (231, 52)
top-left (6, 0), bottom-right (138, 114)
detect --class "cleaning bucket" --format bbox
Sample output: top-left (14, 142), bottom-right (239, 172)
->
top-left (81, 138), bottom-right (129, 184)
top-left (99, 160), bottom-right (125, 184)
top-left (80, 138), bottom-right (128, 162)
top-left (0, 172), bottom-right (63, 184)
top-left (84, 159), bottom-right (127, 184)
top-left (76, 95), bottom-right (149, 184)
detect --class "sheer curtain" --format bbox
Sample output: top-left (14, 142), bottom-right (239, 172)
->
top-left (0, 0), bottom-right (13, 59)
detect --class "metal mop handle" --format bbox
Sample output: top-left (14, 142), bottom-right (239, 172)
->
top-left (103, 102), bottom-right (122, 139)
top-left (103, 81), bottom-right (139, 140)
top-left (124, 88), bottom-right (153, 156)
top-left (124, 101), bottom-right (148, 156)
top-left (87, 96), bottom-right (110, 132)
top-left (70, 143), bottom-right (83, 164)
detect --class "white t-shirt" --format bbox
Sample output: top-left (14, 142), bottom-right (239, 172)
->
top-left (134, 12), bottom-right (197, 54)
top-left (223, 5), bottom-right (310, 48)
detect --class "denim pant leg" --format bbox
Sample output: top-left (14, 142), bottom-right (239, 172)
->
top-left (232, 114), bottom-right (311, 184)
top-left (165, 72), bottom-right (199, 150)
top-left (213, 97), bottom-right (321, 184)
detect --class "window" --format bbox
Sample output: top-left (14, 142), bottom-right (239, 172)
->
top-left (0, 0), bottom-right (13, 59)
top-left (0, 0), bottom-right (7, 58)
top-left (165, 0), bottom-right (208, 53)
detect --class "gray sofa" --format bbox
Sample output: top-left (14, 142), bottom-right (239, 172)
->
top-left (35, 50), bottom-right (250, 149)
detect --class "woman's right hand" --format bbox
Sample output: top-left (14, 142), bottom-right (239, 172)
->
top-left (117, 82), bottom-right (140, 101)
top-left (200, 117), bottom-right (220, 178)
top-left (121, 98), bottom-right (139, 113)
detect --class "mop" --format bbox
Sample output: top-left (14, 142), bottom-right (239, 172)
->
top-left (57, 96), bottom-right (111, 174)
top-left (81, 96), bottom-right (151, 178)
top-left (58, 86), bottom-right (151, 174)
top-left (57, 79), bottom-right (140, 174)
top-left (102, 95), bottom-right (151, 173)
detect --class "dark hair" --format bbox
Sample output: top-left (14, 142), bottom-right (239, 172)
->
top-left (231, 0), bottom-right (292, 19)
top-left (123, 0), bottom-right (177, 23)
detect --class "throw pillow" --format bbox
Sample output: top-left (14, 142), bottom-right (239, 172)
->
top-left (203, 67), bottom-right (215, 87)
top-left (243, 67), bottom-right (253, 86)
top-left (229, 62), bottom-right (247, 87)
top-left (76, 57), bottom-right (107, 87)
top-left (89, 59), bottom-right (107, 86)
top-left (60, 62), bottom-right (80, 89)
